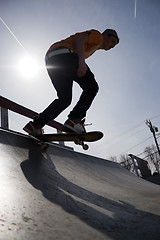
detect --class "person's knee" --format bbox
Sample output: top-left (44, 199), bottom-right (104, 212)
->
top-left (86, 71), bottom-right (99, 95)
top-left (94, 81), bottom-right (99, 93)
top-left (60, 95), bottom-right (72, 109)
top-left (91, 81), bottom-right (99, 96)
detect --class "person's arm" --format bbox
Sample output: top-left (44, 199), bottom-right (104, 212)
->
top-left (75, 32), bottom-right (89, 77)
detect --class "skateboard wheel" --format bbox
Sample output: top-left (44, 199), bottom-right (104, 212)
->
top-left (83, 144), bottom-right (89, 150)
top-left (74, 139), bottom-right (81, 145)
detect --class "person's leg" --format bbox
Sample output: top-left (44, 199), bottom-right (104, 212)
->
top-left (34, 54), bottom-right (79, 126)
top-left (23, 53), bottom-right (79, 135)
top-left (63, 67), bottom-right (99, 133)
top-left (68, 67), bottom-right (99, 120)
top-left (34, 70), bottom-right (73, 127)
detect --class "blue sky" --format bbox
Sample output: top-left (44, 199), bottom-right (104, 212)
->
top-left (1, 0), bottom-right (160, 160)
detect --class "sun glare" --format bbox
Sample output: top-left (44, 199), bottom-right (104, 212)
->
top-left (18, 56), bottom-right (39, 78)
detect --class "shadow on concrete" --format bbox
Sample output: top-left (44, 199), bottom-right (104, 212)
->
top-left (20, 145), bottom-right (160, 239)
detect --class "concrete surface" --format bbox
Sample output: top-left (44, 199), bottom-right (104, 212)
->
top-left (0, 128), bottom-right (160, 240)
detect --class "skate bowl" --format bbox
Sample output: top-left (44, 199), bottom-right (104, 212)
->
top-left (0, 128), bottom-right (160, 240)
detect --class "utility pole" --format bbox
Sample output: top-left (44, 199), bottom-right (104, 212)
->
top-left (146, 120), bottom-right (160, 157)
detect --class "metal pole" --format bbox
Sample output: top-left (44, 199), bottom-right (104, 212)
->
top-left (0, 107), bottom-right (9, 129)
top-left (146, 120), bottom-right (160, 157)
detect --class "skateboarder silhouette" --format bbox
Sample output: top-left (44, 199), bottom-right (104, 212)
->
top-left (23, 29), bottom-right (119, 136)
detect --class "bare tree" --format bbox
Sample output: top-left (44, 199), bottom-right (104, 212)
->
top-left (144, 145), bottom-right (160, 173)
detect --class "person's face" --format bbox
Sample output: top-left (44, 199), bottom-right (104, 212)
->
top-left (103, 34), bottom-right (118, 50)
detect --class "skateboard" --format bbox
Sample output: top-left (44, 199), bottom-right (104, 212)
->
top-left (34, 131), bottom-right (103, 150)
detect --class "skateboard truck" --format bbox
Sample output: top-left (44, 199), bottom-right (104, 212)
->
top-left (74, 139), bottom-right (89, 150)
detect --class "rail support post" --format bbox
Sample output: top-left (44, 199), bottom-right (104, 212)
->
top-left (0, 107), bottom-right (9, 129)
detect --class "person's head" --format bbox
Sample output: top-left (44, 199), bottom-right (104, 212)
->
top-left (101, 29), bottom-right (119, 50)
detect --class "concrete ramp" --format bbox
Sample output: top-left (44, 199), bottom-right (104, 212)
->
top-left (0, 129), bottom-right (160, 240)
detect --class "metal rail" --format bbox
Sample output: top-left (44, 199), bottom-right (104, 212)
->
top-left (0, 96), bottom-right (63, 131)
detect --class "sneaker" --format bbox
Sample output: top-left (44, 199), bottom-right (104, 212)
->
top-left (63, 118), bottom-right (86, 134)
top-left (23, 121), bottom-right (44, 136)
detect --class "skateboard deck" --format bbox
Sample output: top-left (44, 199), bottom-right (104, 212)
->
top-left (35, 131), bottom-right (103, 150)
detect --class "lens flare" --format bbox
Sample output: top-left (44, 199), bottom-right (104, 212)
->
top-left (18, 56), bottom-right (38, 78)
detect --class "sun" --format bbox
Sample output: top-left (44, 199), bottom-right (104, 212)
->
top-left (18, 56), bottom-right (39, 78)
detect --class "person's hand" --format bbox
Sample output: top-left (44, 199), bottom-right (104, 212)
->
top-left (77, 60), bottom-right (87, 77)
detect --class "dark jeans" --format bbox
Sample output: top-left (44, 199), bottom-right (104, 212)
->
top-left (34, 53), bottom-right (99, 126)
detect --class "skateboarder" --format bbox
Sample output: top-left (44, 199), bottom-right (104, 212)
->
top-left (23, 29), bottom-right (119, 136)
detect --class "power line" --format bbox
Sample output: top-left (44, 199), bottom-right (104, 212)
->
top-left (92, 116), bottom-right (160, 158)
top-left (115, 136), bottom-right (153, 158)
top-left (150, 114), bottom-right (160, 121)
top-left (104, 115), bottom-right (160, 150)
